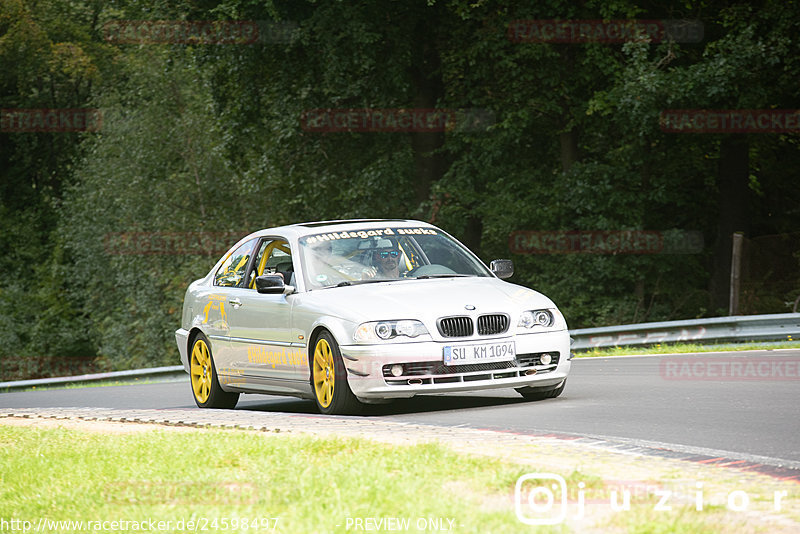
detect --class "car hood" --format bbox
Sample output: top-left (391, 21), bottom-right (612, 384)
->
top-left (296, 276), bottom-right (562, 330)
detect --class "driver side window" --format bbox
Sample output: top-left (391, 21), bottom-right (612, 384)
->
top-left (248, 238), bottom-right (293, 288)
top-left (214, 239), bottom-right (256, 287)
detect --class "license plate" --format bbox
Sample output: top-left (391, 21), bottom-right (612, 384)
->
top-left (443, 341), bottom-right (516, 366)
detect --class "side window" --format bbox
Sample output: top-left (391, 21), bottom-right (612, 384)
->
top-left (214, 239), bottom-right (257, 287)
top-left (249, 239), bottom-right (293, 288)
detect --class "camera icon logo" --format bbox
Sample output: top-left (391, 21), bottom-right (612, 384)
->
top-left (515, 473), bottom-right (568, 525)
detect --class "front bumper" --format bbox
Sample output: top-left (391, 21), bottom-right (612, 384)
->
top-left (339, 330), bottom-right (570, 399)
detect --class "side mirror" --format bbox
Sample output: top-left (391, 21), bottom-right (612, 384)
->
top-left (256, 274), bottom-right (288, 294)
top-left (490, 259), bottom-right (514, 279)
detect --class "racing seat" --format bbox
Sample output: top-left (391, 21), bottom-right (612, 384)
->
top-left (274, 260), bottom-right (295, 286)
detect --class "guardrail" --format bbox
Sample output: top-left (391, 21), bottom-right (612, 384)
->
top-left (2, 314), bottom-right (799, 390)
top-left (0, 365), bottom-right (185, 392)
top-left (571, 313), bottom-right (800, 350)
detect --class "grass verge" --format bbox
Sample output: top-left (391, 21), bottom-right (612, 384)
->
top-left (574, 341), bottom-right (800, 358)
top-left (1, 424), bottom-right (797, 533)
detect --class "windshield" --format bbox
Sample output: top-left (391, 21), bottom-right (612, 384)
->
top-left (298, 226), bottom-right (492, 289)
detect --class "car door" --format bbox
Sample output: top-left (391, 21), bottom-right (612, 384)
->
top-left (204, 237), bottom-right (259, 377)
top-left (226, 237), bottom-right (306, 387)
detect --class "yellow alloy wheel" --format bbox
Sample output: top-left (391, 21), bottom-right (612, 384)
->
top-left (313, 338), bottom-right (335, 408)
top-left (190, 338), bottom-right (212, 404)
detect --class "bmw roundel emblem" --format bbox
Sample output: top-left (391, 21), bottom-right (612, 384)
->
top-left (465, 304), bottom-right (476, 310)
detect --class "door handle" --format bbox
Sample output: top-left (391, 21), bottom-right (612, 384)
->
top-left (228, 298), bottom-right (242, 308)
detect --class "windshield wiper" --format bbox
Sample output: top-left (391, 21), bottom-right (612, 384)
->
top-left (414, 274), bottom-right (472, 279)
top-left (335, 279), bottom-right (394, 287)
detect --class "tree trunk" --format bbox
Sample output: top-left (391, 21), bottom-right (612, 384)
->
top-left (559, 128), bottom-right (579, 173)
top-left (409, 17), bottom-right (446, 217)
top-left (709, 137), bottom-right (750, 312)
top-left (462, 216), bottom-right (483, 257)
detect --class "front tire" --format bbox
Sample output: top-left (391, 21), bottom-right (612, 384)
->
top-left (189, 333), bottom-right (239, 409)
top-left (515, 380), bottom-right (566, 401)
top-left (311, 331), bottom-right (362, 415)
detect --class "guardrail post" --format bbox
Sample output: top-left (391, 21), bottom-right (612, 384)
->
top-left (729, 232), bottom-right (744, 315)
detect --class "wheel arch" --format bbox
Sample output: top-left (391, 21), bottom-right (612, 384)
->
top-left (305, 319), bottom-right (351, 366)
top-left (185, 327), bottom-right (213, 372)
top-left (306, 322), bottom-right (363, 415)
top-left (187, 327), bottom-right (206, 351)
top-left (307, 325), bottom-right (331, 367)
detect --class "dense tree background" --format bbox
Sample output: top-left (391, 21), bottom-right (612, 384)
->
top-left (1, 0), bottom-right (798, 378)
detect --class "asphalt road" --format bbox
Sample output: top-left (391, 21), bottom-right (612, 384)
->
top-left (2, 351), bottom-right (798, 463)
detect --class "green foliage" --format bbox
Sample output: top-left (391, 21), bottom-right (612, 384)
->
top-left (1, 0), bottom-right (799, 375)
top-left (60, 47), bottom-right (269, 371)
top-left (0, 0), bottom-right (112, 378)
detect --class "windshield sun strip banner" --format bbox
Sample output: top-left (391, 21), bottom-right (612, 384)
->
top-left (302, 227), bottom-right (438, 244)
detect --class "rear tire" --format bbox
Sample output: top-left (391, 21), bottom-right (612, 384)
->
top-left (311, 331), bottom-right (363, 415)
top-left (516, 380), bottom-right (566, 401)
top-left (189, 333), bottom-right (239, 409)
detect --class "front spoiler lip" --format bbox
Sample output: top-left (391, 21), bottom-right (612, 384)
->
top-left (345, 369), bottom-right (569, 399)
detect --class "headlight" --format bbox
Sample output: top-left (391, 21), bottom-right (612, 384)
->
top-left (354, 320), bottom-right (429, 342)
top-left (518, 309), bottom-right (554, 329)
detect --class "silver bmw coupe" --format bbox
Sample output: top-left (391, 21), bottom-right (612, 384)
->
top-left (176, 219), bottom-right (571, 414)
